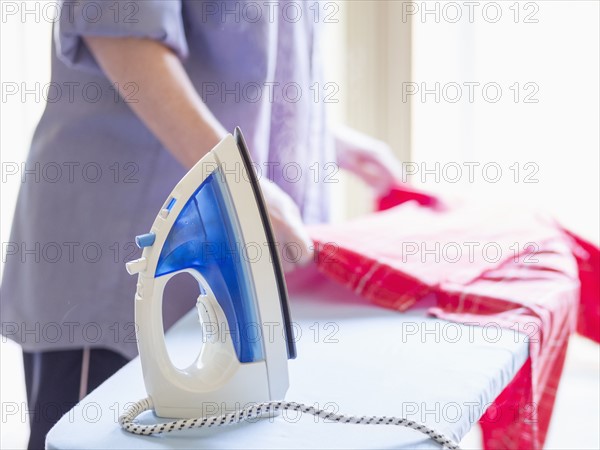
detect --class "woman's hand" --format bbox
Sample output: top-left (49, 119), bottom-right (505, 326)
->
top-left (259, 178), bottom-right (314, 272)
top-left (335, 125), bottom-right (403, 195)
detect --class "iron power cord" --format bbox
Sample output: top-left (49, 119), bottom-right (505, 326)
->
top-left (119, 397), bottom-right (461, 450)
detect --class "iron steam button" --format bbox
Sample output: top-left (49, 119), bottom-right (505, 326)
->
top-left (135, 233), bottom-right (156, 248)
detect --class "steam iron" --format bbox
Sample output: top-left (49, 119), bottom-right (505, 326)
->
top-left (119, 127), bottom-right (459, 450)
top-left (125, 127), bottom-right (296, 419)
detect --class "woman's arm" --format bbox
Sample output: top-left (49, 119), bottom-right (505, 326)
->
top-left (84, 36), bottom-right (314, 268)
top-left (85, 36), bottom-right (226, 169)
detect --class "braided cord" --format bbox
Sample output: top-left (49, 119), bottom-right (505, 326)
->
top-left (119, 398), bottom-right (460, 450)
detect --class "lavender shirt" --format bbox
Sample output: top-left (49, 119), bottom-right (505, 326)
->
top-left (1, 0), bottom-right (334, 358)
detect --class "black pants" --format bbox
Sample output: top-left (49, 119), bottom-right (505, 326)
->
top-left (23, 348), bottom-right (129, 450)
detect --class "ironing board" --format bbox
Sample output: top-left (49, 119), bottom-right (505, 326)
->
top-left (46, 267), bottom-right (529, 449)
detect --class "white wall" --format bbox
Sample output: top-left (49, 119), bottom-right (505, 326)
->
top-left (1, 5), bottom-right (53, 448)
top-left (412, 0), bottom-right (599, 242)
top-left (1, 6), bottom-right (53, 280)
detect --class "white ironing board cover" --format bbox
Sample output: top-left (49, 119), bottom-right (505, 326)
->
top-left (46, 268), bottom-right (528, 449)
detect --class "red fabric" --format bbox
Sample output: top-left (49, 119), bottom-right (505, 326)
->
top-left (558, 228), bottom-right (600, 342)
top-left (479, 359), bottom-right (535, 448)
top-left (309, 187), bottom-right (599, 450)
top-left (378, 183), bottom-right (445, 211)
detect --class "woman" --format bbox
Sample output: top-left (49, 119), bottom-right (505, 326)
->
top-left (1, 1), bottom-right (400, 448)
